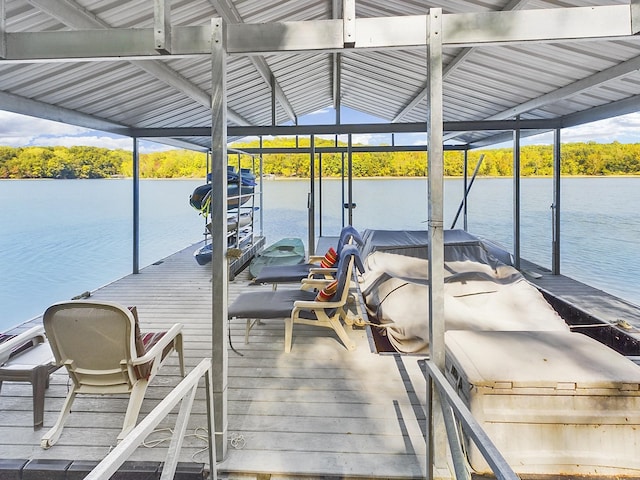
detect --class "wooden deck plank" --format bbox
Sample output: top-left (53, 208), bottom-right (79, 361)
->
top-left (0, 243), bottom-right (429, 479)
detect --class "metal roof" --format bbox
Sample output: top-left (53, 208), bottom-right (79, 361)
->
top-left (2, 0), bottom-right (640, 150)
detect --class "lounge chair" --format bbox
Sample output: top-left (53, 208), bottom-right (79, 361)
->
top-left (229, 245), bottom-right (363, 352)
top-left (40, 300), bottom-right (185, 448)
top-left (252, 226), bottom-right (365, 288)
top-left (0, 325), bottom-right (60, 429)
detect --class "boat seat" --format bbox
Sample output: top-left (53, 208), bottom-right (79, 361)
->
top-left (0, 326), bottom-right (60, 429)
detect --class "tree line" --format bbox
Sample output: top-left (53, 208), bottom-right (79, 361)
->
top-left (1, 139), bottom-right (639, 179)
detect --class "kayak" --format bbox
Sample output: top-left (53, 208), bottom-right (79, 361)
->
top-left (194, 233), bottom-right (252, 266)
top-left (189, 183), bottom-right (254, 213)
top-left (248, 237), bottom-right (305, 278)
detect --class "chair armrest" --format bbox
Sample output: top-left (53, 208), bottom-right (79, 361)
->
top-left (300, 278), bottom-right (334, 290)
top-left (293, 299), bottom-right (342, 309)
top-left (0, 325), bottom-right (46, 365)
top-left (308, 267), bottom-right (337, 276)
top-left (307, 256), bottom-right (323, 263)
top-left (132, 323), bottom-right (183, 365)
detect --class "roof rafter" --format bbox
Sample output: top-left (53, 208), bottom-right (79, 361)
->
top-left (25, 0), bottom-right (251, 127)
top-left (0, 90), bottom-right (130, 135)
top-left (393, 0), bottom-right (530, 123)
top-left (445, 52), bottom-right (640, 142)
top-left (208, 0), bottom-right (296, 123)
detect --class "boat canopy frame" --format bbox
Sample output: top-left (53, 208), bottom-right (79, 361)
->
top-left (204, 3), bottom-right (640, 476)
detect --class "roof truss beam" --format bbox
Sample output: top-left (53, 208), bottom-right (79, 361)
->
top-left (488, 54), bottom-right (640, 121)
top-left (0, 90), bottom-right (130, 135)
top-left (393, 0), bottom-right (530, 122)
top-left (24, 0), bottom-right (250, 126)
top-left (4, 5), bottom-right (637, 61)
top-left (208, 0), bottom-right (296, 123)
top-left (129, 117), bottom-right (559, 138)
top-left (443, 52), bottom-right (640, 142)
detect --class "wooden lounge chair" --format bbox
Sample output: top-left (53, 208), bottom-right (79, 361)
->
top-left (40, 300), bottom-right (184, 448)
top-left (229, 245), bottom-right (362, 352)
top-left (0, 325), bottom-right (60, 429)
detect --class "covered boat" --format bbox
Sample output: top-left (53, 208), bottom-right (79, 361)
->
top-left (360, 229), bottom-right (568, 354)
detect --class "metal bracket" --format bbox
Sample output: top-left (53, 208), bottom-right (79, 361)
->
top-left (154, 0), bottom-right (172, 54)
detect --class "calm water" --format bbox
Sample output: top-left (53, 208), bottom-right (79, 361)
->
top-left (1, 177), bottom-right (638, 331)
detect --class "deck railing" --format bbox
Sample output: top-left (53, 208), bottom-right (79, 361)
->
top-left (85, 358), bottom-right (216, 480)
top-left (421, 359), bottom-right (519, 480)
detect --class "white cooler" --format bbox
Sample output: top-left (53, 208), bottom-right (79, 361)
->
top-left (444, 330), bottom-right (640, 476)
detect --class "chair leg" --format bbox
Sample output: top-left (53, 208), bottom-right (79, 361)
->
top-left (328, 316), bottom-right (357, 351)
top-left (41, 387), bottom-right (77, 449)
top-left (175, 333), bottom-right (185, 377)
top-left (245, 319), bottom-right (262, 344)
top-left (31, 365), bottom-right (48, 429)
top-left (117, 379), bottom-right (148, 442)
top-left (284, 316), bottom-right (294, 353)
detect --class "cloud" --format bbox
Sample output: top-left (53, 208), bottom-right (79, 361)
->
top-left (522, 113), bottom-right (640, 145)
top-left (2, 109), bottom-right (639, 156)
top-left (562, 113), bottom-right (640, 143)
top-left (0, 111), bottom-right (171, 153)
top-left (0, 111), bottom-right (87, 146)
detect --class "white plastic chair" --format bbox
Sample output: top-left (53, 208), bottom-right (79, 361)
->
top-left (41, 300), bottom-right (184, 448)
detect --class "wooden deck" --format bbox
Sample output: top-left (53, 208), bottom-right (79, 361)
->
top-left (0, 242), bottom-right (429, 479)
top-left (5, 242), bottom-right (640, 479)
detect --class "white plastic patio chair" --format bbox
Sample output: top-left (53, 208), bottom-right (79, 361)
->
top-left (40, 300), bottom-right (184, 448)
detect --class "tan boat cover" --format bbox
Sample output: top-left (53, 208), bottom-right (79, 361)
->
top-left (361, 244), bottom-right (568, 354)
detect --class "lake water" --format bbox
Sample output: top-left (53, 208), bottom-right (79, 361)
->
top-left (1, 177), bottom-right (639, 331)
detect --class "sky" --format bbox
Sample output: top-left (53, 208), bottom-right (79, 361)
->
top-left (1, 106), bottom-right (639, 153)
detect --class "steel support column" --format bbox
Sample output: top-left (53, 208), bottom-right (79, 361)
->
top-left (308, 135), bottom-right (316, 255)
top-left (552, 128), bottom-right (561, 275)
top-left (132, 137), bottom-right (140, 275)
top-left (463, 150), bottom-right (468, 231)
top-left (426, 9), bottom-right (450, 480)
top-left (0, 0), bottom-right (6, 59)
top-left (347, 134), bottom-right (354, 225)
top-left (513, 121), bottom-right (521, 269)
top-left (210, 17), bottom-right (228, 462)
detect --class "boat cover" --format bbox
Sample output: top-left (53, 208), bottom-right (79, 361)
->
top-left (360, 228), bottom-right (513, 266)
top-left (361, 243), bottom-right (568, 354)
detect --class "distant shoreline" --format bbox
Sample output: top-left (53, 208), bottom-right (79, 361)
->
top-left (2, 174), bottom-right (640, 180)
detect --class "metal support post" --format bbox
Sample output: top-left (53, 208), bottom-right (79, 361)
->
top-left (552, 128), bottom-right (561, 275)
top-left (0, 0), bottom-right (6, 59)
top-left (210, 17), bottom-right (229, 462)
top-left (132, 137), bottom-right (140, 275)
top-left (308, 135), bottom-right (316, 255)
top-left (259, 136), bottom-right (264, 237)
top-left (513, 120), bottom-right (521, 269)
top-left (153, 0), bottom-right (171, 54)
top-left (347, 134), bottom-right (354, 225)
top-left (426, 9), bottom-right (451, 480)
top-left (463, 150), bottom-right (468, 231)
top-left (343, 0), bottom-right (356, 47)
